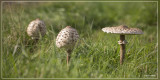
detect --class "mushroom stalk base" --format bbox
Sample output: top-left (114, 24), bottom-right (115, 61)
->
top-left (120, 35), bottom-right (125, 65)
top-left (67, 50), bottom-right (72, 66)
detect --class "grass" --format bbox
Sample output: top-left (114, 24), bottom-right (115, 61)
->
top-left (2, 2), bottom-right (157, 78)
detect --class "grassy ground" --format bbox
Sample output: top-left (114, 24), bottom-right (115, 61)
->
top-left (2, 2), bottom-right (157, 78)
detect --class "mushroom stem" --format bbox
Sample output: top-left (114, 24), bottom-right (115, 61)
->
top-left (120, 35), bottom-right (125, 65)
top-left (67, 49), bottom-right (72, 66)
top-left (34, 39), bottom-right (39, 44)
top-left (31, 39), bottom-right (39, 46)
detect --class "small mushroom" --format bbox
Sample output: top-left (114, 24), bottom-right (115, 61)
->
top-left (102, 25), bottom-right (143, 65)
top-left (27, 18), bottom-right (46, 41)
top-left (56, 26), bottom-right (79, 65)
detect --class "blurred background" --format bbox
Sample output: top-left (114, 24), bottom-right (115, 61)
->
top-left (2, 2), bottom-right (157, 33)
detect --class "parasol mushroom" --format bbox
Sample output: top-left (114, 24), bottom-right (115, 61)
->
top-left (102, 25), bottom-right (143, 65)
top-left (56, 26), bottom-right (79, 65)
top-left (27, 18), bottom-right (46, 41)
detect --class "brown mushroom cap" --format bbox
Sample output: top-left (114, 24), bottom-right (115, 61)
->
top-left (102, 25), bottom-right (143, 35)
top-left (27, 18), bottom-right (46, 39)
top-left (56, 26), bottom-right (79, 50)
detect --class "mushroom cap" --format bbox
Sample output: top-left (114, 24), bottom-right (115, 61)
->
top-left (27, 18), bottom-right (46, 39)
top-left (56, 26), bottom-right (79, 50)
top-left (102, 25), bottom-right (143, 35)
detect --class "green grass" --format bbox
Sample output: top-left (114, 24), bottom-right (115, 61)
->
top-left (2, 2), bottom-right (157, 78)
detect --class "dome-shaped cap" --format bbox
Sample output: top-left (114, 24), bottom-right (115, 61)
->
top-left (27, 18), bottom-right (46, 39)
top-left (56, 26), bottom-right (79, 50)
top-left (102, 25), bottom-right (143, 35)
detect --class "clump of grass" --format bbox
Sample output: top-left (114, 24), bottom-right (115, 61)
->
top-left (2, 2), bottom-right (157, 78)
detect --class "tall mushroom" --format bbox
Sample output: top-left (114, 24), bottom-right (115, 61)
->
top-left (56, 26), bottom-right (79, 65)
top-left (102, 25), bottom-right (143, 65)
top-left (27, 18), bottom-right (46, 41)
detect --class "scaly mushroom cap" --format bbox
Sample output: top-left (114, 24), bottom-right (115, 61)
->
top-left (102, 25), bottom-right (143, 35)
top-left (27, 18), bottom-right (46, 39)
top-left (56, 26), bottom-right (79, 50)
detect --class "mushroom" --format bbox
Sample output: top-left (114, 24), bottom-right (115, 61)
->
top-left (102, 25), bottom-right (143, 65)
top-left (27, 18), bottom-right (46, 41)
top-left (56, 26), bottom-right (79, 65)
